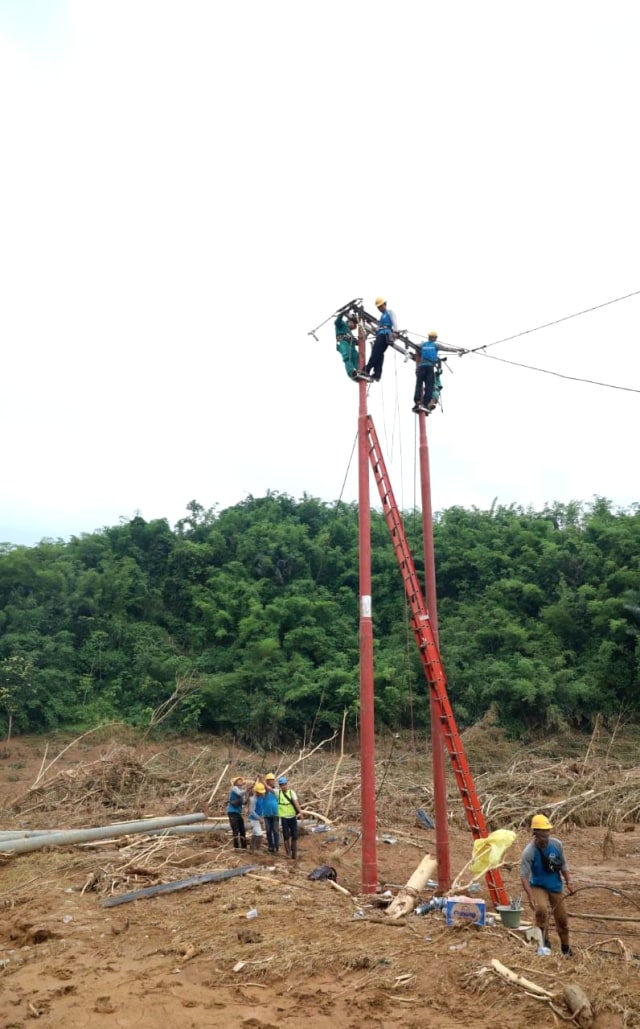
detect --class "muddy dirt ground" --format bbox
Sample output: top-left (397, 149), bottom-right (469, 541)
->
top-left (2, 727), bottom-right (640, 1028)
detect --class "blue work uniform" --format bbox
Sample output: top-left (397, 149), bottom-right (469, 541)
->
top-left (365, 307), bottom-right (398, 381)
top-left (414, 340), bottom-right (439, 408)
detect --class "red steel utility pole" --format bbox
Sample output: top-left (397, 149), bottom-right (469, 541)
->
top-left (357, 317), bottom-right (377, 894)
top-left (418, 411), bottom-right (451, 892)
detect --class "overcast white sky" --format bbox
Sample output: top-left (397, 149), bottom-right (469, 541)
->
top-left (1, 0), bottom-right (639, 547)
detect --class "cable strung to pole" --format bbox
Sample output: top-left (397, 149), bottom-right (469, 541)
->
top-left (312, 291), bottom-right (640, 393)
top-left (473, 351), bottom-right (640, 394)
top-left (468, 288), bottom-right (640, 353)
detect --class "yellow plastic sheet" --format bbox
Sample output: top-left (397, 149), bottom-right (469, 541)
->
top-left (469, 829), bottom-right (517, 876)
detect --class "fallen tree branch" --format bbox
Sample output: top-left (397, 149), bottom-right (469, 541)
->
top-left (327, 878), bottom-right (352, 898)
top-left (489, 958), bottom-right (554, 999)
top-left (30, 723), bottom-right (124, 790)
top-left (324, 709), bottom-right (347, 818)
top-left (207, 763), bottom-right (230, 806)
top-left (280, 730), bottom-right (339, 780)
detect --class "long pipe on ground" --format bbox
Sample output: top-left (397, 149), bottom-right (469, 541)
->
top-left (0, 814), bottom-right (205, 855)
top-left (0, 822), bottom-right (230, 841)
top-left (146, 824), bottom-right (228, 836)
top-left (102, 864), bottom-right (257, 907)
top-left (0, 830), bottom-right (61, 839)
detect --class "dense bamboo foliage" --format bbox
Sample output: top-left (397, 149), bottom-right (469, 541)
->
top-left (1, 495), bottom-right (638, 743)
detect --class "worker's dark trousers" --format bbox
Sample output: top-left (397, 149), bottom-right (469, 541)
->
top-left (281, 816), bottom-right (298, 857)
top-left (414, 364), bottom-right (435, 406)
top-left (228, 812), bottom-right (247, 849)
top-left (264, 815), bottom-right (280, 852)
top-left (365, 332), bottom-right (390, 381)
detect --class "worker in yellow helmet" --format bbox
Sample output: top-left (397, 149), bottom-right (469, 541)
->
top-left (364, 297), bottom-right (398, 382)
top-left (248, 780), bottom-right (266, 852)
top-left (413, 331), bottom-right (466, 415)
top-left (520, 814), bottom-right (575, 956)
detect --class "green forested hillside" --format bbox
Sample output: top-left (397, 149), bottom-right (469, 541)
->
top-left (1, 495), bottom-right (638, 743)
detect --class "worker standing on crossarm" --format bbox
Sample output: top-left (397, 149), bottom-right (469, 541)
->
top-left (520, 813), bottom-right (575, 956)
top-left (413, 331), bottom-right (466, 413)
top-left (365, 297), bottom-right (398, 382)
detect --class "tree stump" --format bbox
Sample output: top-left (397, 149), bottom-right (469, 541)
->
top-left (386, 854), bottom-right (438, 919)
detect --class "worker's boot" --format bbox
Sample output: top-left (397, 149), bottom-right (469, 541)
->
top-left (283, 840), bottom-right (291, 858)
top-left (250, 836), bottom-right (262, 854)
top-left (291, 838), bottom-right (298, 860)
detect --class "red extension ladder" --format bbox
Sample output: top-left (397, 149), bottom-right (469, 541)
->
top-left (367, 415), bottom-right (508, 907)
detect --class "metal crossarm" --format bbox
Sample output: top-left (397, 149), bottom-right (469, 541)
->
top-left (367, 415), bottom-right (508, 907)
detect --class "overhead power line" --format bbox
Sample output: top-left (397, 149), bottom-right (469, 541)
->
top-left (475, 350), bottom-right (640, 394)
top-left (469, 288), bottom-right (640, 353)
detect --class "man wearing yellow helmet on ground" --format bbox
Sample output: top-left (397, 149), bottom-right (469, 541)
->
top-left (248, 780), bottom-right (266, 853)
top-left (520, 813), bottom-right (575, 956)
top-left (364, 297), bottom-right (398, 382)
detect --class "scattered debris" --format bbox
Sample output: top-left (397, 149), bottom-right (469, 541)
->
top-left (307, 864), bottom-right (337, 882)
top-left (486, 958), bottom-right (554, 999)
top-left (416, 809), bottom-right (434, 830)
top-left (327, 879), bottom-right (352, 898)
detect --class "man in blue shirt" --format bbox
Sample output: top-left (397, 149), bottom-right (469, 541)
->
top-left (262, 772), bottom-right (281, 853)
top-left (365, 297), bottom-right (398, 382)
top-left (520, 814), bottom-right (575, 956)
top-left (413, 331), bottom-right (465, 414)
top-left (226, 776), bottom-right (248, 850)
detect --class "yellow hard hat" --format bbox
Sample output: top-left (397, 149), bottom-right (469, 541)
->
top-left (531, 813), bottom-right (553, 831)
top-left (428, 330), bottom-right (438, 340)
top-left (265, 773), bottom-right (276, 781)
top-left (375, 296), bottom-right (386, 307)
top-left (254, 782), bottom-right (266, 794)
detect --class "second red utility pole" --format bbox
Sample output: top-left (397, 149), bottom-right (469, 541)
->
top-left (418, 412), bottom-right (451, 892)
top-left (357, 317), bottom-right (377, 894)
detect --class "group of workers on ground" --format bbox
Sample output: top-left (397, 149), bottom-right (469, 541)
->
top-left (334, 297), bottom-right (467, 414)
top-left (227, 773), bottom-right (303, 858)
top-left (225, 772), bottom-right (576, 956)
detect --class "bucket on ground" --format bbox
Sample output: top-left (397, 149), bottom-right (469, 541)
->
top-left (495, 905), bottom-right (522, 928)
